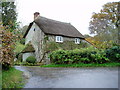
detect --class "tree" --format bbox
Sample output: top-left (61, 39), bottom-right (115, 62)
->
top-left (1, 2), bottom-right (17, 31)
top-left (0, 23), bottom-right (15, 70)
top-left (89, 2), bottom-right (120, 45)
top-left (0, 1), bottom-right (2, 22)
top-left (0, 1), bottom-right (20, 69)
top-left (20, 25), bottom-right (28, 35)
top-left (86, 36), bottom-right (113, 49)
top-left (83, 34), bottom-right (91, 38)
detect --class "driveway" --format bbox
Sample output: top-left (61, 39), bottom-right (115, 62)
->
top-left (15, 66), bottom-right (119, 88)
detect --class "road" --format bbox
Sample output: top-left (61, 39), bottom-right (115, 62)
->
top-left (15, 66), bottom-right (119, 88)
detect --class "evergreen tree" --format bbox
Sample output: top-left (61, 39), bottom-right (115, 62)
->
top-left (1, 1), bottom-right (17, 31)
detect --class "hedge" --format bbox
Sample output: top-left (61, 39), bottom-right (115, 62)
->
top-left (49, 46), bottom-right (120, 64)
top-left (26, 56), bottom-right (36, 63)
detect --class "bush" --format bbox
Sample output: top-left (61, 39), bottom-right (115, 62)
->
top-left (20, 38), bottom-right (25, 44)
top-left (0, 24), bottom-right (15, 70)
top-left (2, 63), bottom-right (11, 70)
top-left (105, 46), bottom-right (120, 62)
top-left (49, 47), bottom-right (109, 64)
top-left (26, 56), bottom-right (36, 63)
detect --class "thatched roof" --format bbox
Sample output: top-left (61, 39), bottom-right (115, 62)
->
top-left (22, 43), bottom-right (35, 53)
top-left (23, 16), bottom-right (85, 39)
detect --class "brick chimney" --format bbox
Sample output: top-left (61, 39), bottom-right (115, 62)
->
top-left (34, 12), bottom-right (40, 20)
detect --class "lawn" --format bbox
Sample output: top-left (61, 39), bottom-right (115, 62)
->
top-left (41, 62), bottom-right (120, 67)
top-left (2, 67), bottom-right (25, 88)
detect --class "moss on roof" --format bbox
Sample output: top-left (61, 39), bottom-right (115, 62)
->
top-left (22, 43), bottom-right (35, 53)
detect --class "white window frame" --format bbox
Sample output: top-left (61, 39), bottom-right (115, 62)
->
top-left (56, 36), bottom-right (63, 43)
top-left (75, 38), bottom-right (80, 44)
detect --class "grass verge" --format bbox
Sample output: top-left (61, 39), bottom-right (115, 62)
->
top-left (2, 67), bottom-right (25, 88)
top-left (41, 62), bottom-right (120, 67)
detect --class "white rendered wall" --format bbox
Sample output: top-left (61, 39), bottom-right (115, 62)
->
top-left (25, 23), bottom-right (36, 45)
top-left (23, 52), bottom-right (35, 61)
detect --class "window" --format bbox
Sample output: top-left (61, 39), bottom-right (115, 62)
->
top-left (75, 38), bottom-right (80, 44)
top-left (34, 28), bottom-right (35, 31)
top-left (56, 36), bottom-right (63, 42)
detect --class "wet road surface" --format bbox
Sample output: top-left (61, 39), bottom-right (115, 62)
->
top-left (15, 66), bottom-right (118, 88)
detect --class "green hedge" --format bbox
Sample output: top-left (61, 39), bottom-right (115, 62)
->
top-left (49, 46), bottom-right (120, 64)
top-left (105, 46), bottom-right (120, 62)
top-left (49, 47), bottom-right (110, 64)
top-left (26, 56), bottom-right (36, 63)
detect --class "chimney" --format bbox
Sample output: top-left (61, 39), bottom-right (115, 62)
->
top-left (34, 12), bottom-right (40, 20)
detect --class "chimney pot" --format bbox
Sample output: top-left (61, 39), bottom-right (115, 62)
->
top-left (34, 12), bottom-right (40, 20)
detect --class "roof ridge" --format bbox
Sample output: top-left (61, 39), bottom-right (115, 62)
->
top-left (35, 16), bottom-right (70, 25)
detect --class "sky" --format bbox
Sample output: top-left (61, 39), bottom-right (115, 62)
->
top-left (16, 0), bottom-right (119, 35)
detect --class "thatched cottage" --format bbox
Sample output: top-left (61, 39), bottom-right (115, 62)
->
top-left (22, 12), bottom-right (85, 64)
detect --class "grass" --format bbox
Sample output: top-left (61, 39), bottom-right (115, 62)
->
top-left (41, 62), bottom-right (120, 67)
top-left (2, 67), bottom-right (25, 88)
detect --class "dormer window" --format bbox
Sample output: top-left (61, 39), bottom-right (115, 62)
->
top-left (75, 38), bottom-right (80, 44)
top-left (56, 36), bottom-right (63, 42)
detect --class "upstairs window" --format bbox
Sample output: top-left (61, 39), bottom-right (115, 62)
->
top-left (34, 28), bottom-right (35, 31)
top-left (75, 38), bottom-right (80, 44)
top-left (56, 36), bottom-right (63, 42)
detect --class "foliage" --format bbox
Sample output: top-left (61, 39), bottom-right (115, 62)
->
top-left (44, 42), bottom-right (59, 53)
top-left (86, 36), bottom-right (114, 49)
top-left (89, 2), bottom-right (119, 34)
top-left (20, 25), bottom-right (28, 35)
top-left (1, 2), bottom-right (17, 31)
top-left (105, 46), bottom-right (120, 62)
top-left (58, 41), bottom-right (90, 50)
top-left (26, 56), bottom-right (36, 64)
top-left (89, 2), bottom-right (120, 45)
top-left (2, 67), bottom-right (25, 88)
top-left (14, 42), bottom-right (26, 61)
top-left (0, 1), bottom-right (21, 69)
top-left (20, 38), bottom-right (25, 44)
top-left (49, 47), bottom-right (109, 64)
top-left (0, 23), bottom-right (16, 69)
top-left (44, 41), bottom-right (90, 53)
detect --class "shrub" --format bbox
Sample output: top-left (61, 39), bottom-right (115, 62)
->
top-left (80, 58), bottom-right (90, 64)
top-left (20, 38), bottom-right (25, 44)
top-left (105, 46), bottom-right (120, 62)
top-left (49, 49), bottom-right (66, 64)
top-left (92, 53), bottom-right (109, 64)
top-left (26, 56), bottom-right (36, 63)
top-left (0, 23), bottom-right (15, 70)
top-left (2, 63), bottom-right (11, 70)
top-left (49, 47), bottom-right (110, 64)
top-left (44, 42), bottom-right (59, 53)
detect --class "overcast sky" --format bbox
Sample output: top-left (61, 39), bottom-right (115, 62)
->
top-left (16, 0), bottom-right (119, 35)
